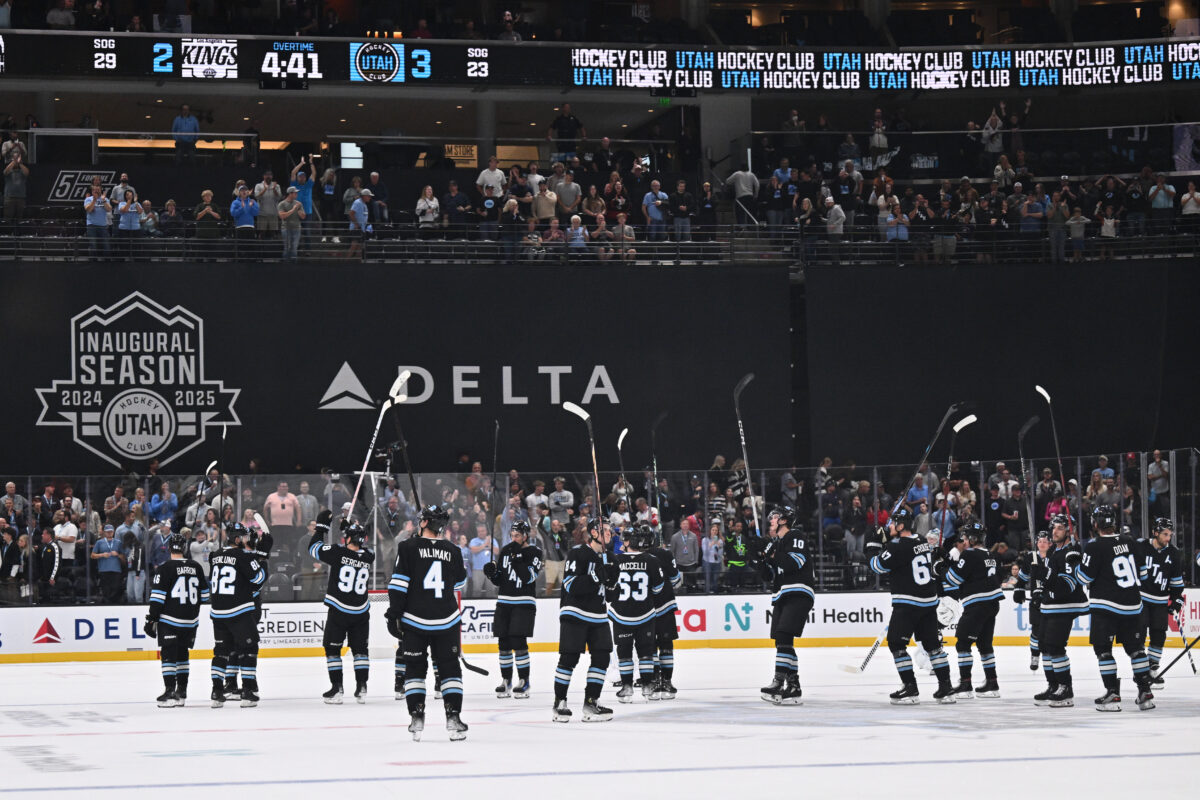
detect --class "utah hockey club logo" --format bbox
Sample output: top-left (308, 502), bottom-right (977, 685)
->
top-left (318, 361), bottom-right (374, 410)
top-left (33, 619), bottom-right (61, 644)
top-left (35, 293), bottom-right (240, 468)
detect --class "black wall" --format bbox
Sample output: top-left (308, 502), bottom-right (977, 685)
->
top-left (804, 260), bottom-right (1200, 465)
top-left (2, 262), bottom-right (793, 475)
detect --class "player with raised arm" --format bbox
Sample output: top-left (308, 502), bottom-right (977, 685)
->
top-left (1014, 532), bottom-right (1050, 673)
top-left (310, 519), bottom-right (375, 704)
top-left (209, 523), bottom-right (266, 708)
top-left (759, 505), bottom-right (814, 705)
top-left (145, 533), bottom-right (209, 707)
top-left (609, 524), bottom-right (665, 703)
top-left (484, 519), bottom-right (542, 698)
top-left (645, 526), bottom-right (682, 698)
top-left (387, 505), bottom-right (469, 741)
top-left (553, 518), bottom-right (615, 723)
top-left (1075, 505), bottom-right (1154, 711)
top-left (1033, 515), bottom-right (1088, 707)
top-left (223, 523), bottom-right (273, 700)
top-left (1136, 517), bottom-right (1185, 687)
top-left (940, 521), bottom-right (1003, 699)
top-left (866, 507), bottom-right (956, 705)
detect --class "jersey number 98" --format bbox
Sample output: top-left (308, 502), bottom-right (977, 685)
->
top-left (337, 565), bottom-right (369, 595)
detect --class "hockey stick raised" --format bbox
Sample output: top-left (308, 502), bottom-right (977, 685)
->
top-left (616, 427), bottom-right (629, 503)
top-left (1035, 386), bottom-right (1078, 539)
top-left (488, 419), bottom-right (500, 566)
top-left (939, 414), bottom-right (978, 547)
top-left (732, 374), bottom-right (761, 536)
top-left (563, 402), bottom-right (603, 521)
top-left (346, 371), bottom-right (411, 520)
top-left (888, 402), bottom-right (969, 517)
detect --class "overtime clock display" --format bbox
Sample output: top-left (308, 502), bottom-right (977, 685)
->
top-left (260, 41), bottom-right (324, 79)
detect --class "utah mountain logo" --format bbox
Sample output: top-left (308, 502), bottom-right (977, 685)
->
top-left (319, 361), bottom-right (374, 410)
top-left (33, 619), bottom-right (62, 644)
top-left (36, 293), bottom-right (240, 468)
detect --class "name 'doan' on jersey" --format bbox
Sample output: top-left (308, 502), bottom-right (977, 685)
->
top-left (1077, 536), bottom-right (1143, 616)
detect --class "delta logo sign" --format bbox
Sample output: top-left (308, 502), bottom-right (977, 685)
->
top-left (32, 616), bottom-right (151, 645)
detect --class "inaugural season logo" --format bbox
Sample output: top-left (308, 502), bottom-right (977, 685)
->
top-left (36, 293), bottom-right (240, 468)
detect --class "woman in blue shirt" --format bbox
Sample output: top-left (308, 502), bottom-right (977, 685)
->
top-left (566, 214), bottom-right (590, 262)
top-left (116, 189), bottom-right (142, 259)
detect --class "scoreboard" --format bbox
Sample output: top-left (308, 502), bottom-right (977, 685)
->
top-left (0, 32), bottom-right (1198, 92)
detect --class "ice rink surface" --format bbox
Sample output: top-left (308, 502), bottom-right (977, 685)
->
top-left (1, 646), bottom-right (1196, 799)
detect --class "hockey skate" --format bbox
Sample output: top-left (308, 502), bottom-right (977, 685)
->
top-left (495, 679), bottom-right (512, 698)
top-left (658, 678), bottom-right (678, 700)
top-left (552, 698), bottom-right (572, 723)
top-left (240, 689), bottom-right (259, 708)
top-left (322, 682), bottom-right (344, 705)
top-left (1033, 685), bottom-right (1056, 706)
top-left (973, 679), bottom-right (1001, 699)
top-left (354, 683), bottom-right (367, 704)
top-left (616, 683), bottom-right (635, 704)
top-left (1029, 653), bottom-right (1040, 671)
top-left (933, 682), bottom-right (958, 705)
top-left (581, 698), bottom-right (613, 722)
top-left (1094, 689), bottom-right (1122, 712)
top-left (1149, 668), bottom-right (1165, 689)
top-left (761, 673), bottom-right (786, 704)
top-left (223, 678), bottom-right (241, 701)
top-left (446, 712), bottom-right (468, 741)
top-left (889, 683), bottom-right (920, 705)
top-left (395, 676), bottom-right (404, 701)
top-left (512, 679), bottom-right (531, 699)
top-left (409, 711), bottom-right (425, 741)
top-left (156, 690), bottom-right (181, 708)
top-left (951, 680), bottom-right (974, 700)
top-left (1135, 681), bottom-right (1156, 711)
top-left (1048, 684), bottom-right (1074, 708)
top-left (643, 679), bottom-right (661, 701)
top-left (777, 676), bottom-right (802, 706)
top-left (210, 686), bottom-right (226, 708)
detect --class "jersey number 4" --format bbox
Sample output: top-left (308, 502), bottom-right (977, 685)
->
top-left (337, 565), bottom-right (369, 595)
top-left (171, 575), bottom-right (200, 604)
top-left (212, 565), bottom-right (237, 595)
top-left (423, 561), bottom-right (445, 598)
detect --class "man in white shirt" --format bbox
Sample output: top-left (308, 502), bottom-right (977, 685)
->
top-left (476, 155), bottom-right (506, 197)
top-left (525, 480), bottom-right (549, 517)
top-left (548, 476), bottom-right (574, 527)
top-left (53, 509), bottom-right (79, 599)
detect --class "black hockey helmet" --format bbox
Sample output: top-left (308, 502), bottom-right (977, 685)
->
top-left (1091, 505), bottom-right (1117, 532)
top-left (961, 519), bottom-right (986, 545)
top-left (510, 519), bottom-right (531, 542)
top-left (1050, 513), bottom-right (1071, 530)
top-left (1036, 530), bottom-right (1050, 542)
top-left (167, 533), bottom-right (187, 554)
top-left (1152, 517), bottom-right (1175, 535)
top-left (225, 522), bottom-right (249, 545)
top-left (630, 524), bottom-right (656, 551)
top-left (770, 505), bottom-right (799, 530)
top-left (344, 522), bottom-right (367, 547)
top-left (419, 504), bottom-right (451, 533)
top-left (891, 506), bottom-right (914, 531)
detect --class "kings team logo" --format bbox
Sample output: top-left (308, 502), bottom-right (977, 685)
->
top-left (36, 293), bottom-right (240, 468)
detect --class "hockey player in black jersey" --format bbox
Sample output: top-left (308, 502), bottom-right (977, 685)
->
top-left (553, 518), bottom-right (615, 723)
top-left (387, 505), bottom-right (469, 741)
top-left (608, 524), bottom-right (665, 704)
top-left (1076, 505), bottom-right (1154, 711)
top-left (941, 521), bottom-right (1003, 699)
top-left (224, 524), bottom-right (273, 700)
top-left (484, 519), bottom-right (542, 699)
top-left (145, 533), bottom-right (209, 707)
top-left (310, 519), bottom-right (375, 704)
top-left (866, 508), bottom-right (956, 704)
top-left (1136, 518), bottom-right (1185, 687)
top-left (759, 506), bottom-right (814, 706)
top-left (209, 523), bottom-right (266, 708)
top-left (1014, 533), bottom-right (1051, 672)
top-left (645, 529), bottom-right (682, 699)
top-left (1031, 515), bottom-right (1088, 708)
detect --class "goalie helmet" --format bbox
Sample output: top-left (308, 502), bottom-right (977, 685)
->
top-left (167, 533), bottom-right (187, 554)
top-left (419, 504), bottom-right (451, 534)
top-left (1091, 505), bottom-right (1117, 532)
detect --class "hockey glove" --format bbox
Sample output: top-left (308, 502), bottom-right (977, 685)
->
top-left (602, 563), bottom-right (621, 588)
top-left (1168, 597), bottom-right (1183, 616)
top-left (143, 617), bottom-right (157, 638)
top-left (257, 532), bottom-right (274, 556)
top-left (864, 541), bottom-right (883, 559)
top-left (482, 561), bottom-right (498, 584)
top-left (1064, 551), bottom-right (1082, 570)
top-left (385, 610), bottom-right (403, 640)
top-left (340, 517), bottom-right (352, 533)
top-left (1013, 588), bottom-right (1026, 605)
top-left (941, 533), bottom-right (960, 557)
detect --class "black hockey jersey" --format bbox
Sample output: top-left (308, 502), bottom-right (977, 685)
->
top-left (1015, 552), bottom-right (1044, 603)
top-left (559, 544), bottom-right (609, 625)
top-left (209, 547), bottom-right (265, 619)
top-left (1077, 534), bottom-right (1142, 616)
top-left (607, 551), bottom-right (665, 626)
top-left (148, 558), bottom-right (210, 629)
top-left (493, 542), bottom-right (543, 608)
top-left (764, 530), bottom-right (815, 605)
top-left (388, 536), bottom-right (467, 632)
top-left (309, 530), bottom-right (375, 615)
top-left (647, 544), bottom-right (682, 618)
top-left (869, 536), bottom-right (939, 608)
top-left (1135, 539), bottom-right (1185, 606)
top-left (1041, 543), bottom-right (1089, 616)
top-left (943, 547), bottom-right (1002, 607)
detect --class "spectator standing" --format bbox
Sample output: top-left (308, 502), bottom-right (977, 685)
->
top-left (171, 104), bottom-right (200, 164)
top-left (476, 156), bottom-right (507, 197)
top-left (1067, 206), bottom-right (1088, 261)
top-left (84, 184), bottom-right (113, 260)
top-left (1148, 174), bottom-right (1176, 233)
top-left (500, 199), bottom-right (524, 261)
top-left (670, 519), bottom-right (701, 591)
top-left (230, 184), bottom-right (259, 259)
top-left (52, 510), bottom-right (78, 599)
top-left (254, 170), bottom-right (282, 240)
top-left (547, 103), bottom-right (586, 159)
top-left (46, 0), bottom-right (74, 29)
top-left (642, 179), bottom-right (668, 241)
top-left (193, 189), bottom-right (221, 258)
top-left (2, 131), bottom-right (26, 165)
top-left (116, 188), bottom-right (141, 259)
top-left (1179, 181), bottom-right (1200, 234)
top-left (278, 185), bottom-right (305, 261)
top-left (342, 175), bottom-right (362, 219)
top-left (555, 171), bottom-right (582, 226)
top-left (477, 185), bottom-right (500, 240)
top-left (3, 152), bottom-right (28, 227)
top-left (580, 183), bottom-right (605, 228)
top-left (728, 164), bottom-right (760, 227)
top-left (415, 184), bottom-right (440, 231)
top-left (187, 528), bottom-right (218, 579)
top-left (347, 188), bottom-right (372, 259)
top-left (317, 168), bottom-right (339, 235)
top-left (367, 172), bottom-right (389, 222)
top-left (668, 179), bottom-right (695, 242)
top-left (91, 524), bottom-right (125, 604)
top-left (611, 212), bottom-right (636, 260)
top-left (1046, 191), bottom-right (1070, 263)
top-left (148, 482), bottom-right (177, 525)
top-left (36, 530), bottom-right (60, 603)
top-left (1147, 449), bottom-right (1170, 518)
top-left (531, 180), bottom-right (558, 227)
top-left (442, 180), bottom-right (472, 233)
top-left (290, 158), bottom-right (315, 247)
top-left (263, 480), bottom-right (301, 551)
top-left (467, 526), bottom-right (496, 597)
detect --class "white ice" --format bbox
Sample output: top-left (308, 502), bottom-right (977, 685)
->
top-left (1, 646), bottom-right (1195, 799)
